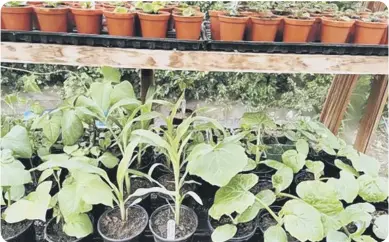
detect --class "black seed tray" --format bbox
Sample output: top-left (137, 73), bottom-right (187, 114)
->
top-left (1, 30), bottom-right (205, 51)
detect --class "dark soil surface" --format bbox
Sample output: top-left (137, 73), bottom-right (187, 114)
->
top-left (250, 178), bottom-right (273, 194)
top-left (150, 206), bottom-right (197, 239)
top-left (157, 173), bottom-right (194, 200)
top-left (253, 164), bottom-right (275, 177)
top-left (1, 219), bottom-right (32, 240)
top-left (46, 218), bottom-right (80, 242)
top-left (294, 170), bottom-right (315, 186)
top-left (99, 206), bottom-right (148, 240)
top-left (210, 215), bottom-right (256, 238)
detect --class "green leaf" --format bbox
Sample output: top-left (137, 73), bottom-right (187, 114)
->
top-left (110, 81), bottom-right (136, 105)
top-left (327, 230), bottom-right (350, 242)
top-left (99, 152), bottom-right (119, 169)
top-left (373, 214), bottom-right (388, 240)
top-left (131, 130), bottom-right (169, 150)
top-left (358, 174), bottom-right (388, 203)
top-left (90, 82), bottom-right (113, 113)
top-left (280, 199), bottom-right (324, 242)
top-left (335, 159), bottom-right (360, 177)
top-left (243, 158), bottom-right (257, 172)
top-left (101, 66), bottom-right (121, 83)
top-left (262, 159), bottom-right (288, 170)
top-left (75, 96), bottom-right (105, 119)
top-left (61, 110), bottom-right (84, 146)
top-left (305, 160), bottom-right (324, 179)
top-left (211, 224), bottom-right (237, 242)
top-left (58, 183), bottom-right (87, 218)
top-left (296, 180), bottom-right (343, 216)
top-left (107, 98), bottom-right (141, 118)
top-left (264, 225), bottom-right (287, 242)
top-left (3, 181), bottom-right (52, 223)
top-left (187, 143), bottom-right (248, 187)
top-left (0, 125), bottom-right (32, 158)
top-left (64, 145), bottom-right (79, 155)
top-left (236, 190), bottom-right (276, 223)
top-left (327, 170), bottom-right (359, 203)
top-left (240, 112), bottom-right (276, 129)
top-left (353, 235), bottom-right (377, 242)
top-left (23, 75), bottom-right (41, 93)
top-left (282, 150), bottom-right (305, 173)
top-left (5, 185), bottom-right (25, 201)
top-left (1, 151), bottom-right (32, 186)
top-left (31, 101), bottom-right (45, 115)
top-left (63, 213), bottom-right (93, 239)
top-left (354, 154), bottom-right (380, 177)
top-left (339, 203), bottom-right (375, 227)
top-left (321, 214), bottom-right (342, 235)
top-left (38, 169), bottom-right (54, 184)
top-left (43, 114), bottom-right (62, 144)
top-left (272, 166), bottom-right (293, 193)
top-left (209, 174), bottom-right (258, 220)
top-left (296, 139), bottom-right (309, 157)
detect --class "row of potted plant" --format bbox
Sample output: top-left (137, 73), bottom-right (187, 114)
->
top-left (1, 67), bottom-right (388, 242)
top-left (209, 1), bottom-right (388, 45)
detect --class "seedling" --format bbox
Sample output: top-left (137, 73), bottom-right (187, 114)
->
top-left (80, 1), bottom-right (95, 9)
top-left (4, 1), bottom-right (27, 7)
top-left (142, 2), bottom-right (162, 14)
top-left (182, 7), bottom-right (196, 17)
top-left (114, 6), bottom-right (129, 13)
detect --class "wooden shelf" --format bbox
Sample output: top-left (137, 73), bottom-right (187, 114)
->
top-left (1, 42), bottom-right (388, 75)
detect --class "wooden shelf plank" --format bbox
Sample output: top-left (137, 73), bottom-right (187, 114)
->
top-left (1, 42), bottom-right (387, 74)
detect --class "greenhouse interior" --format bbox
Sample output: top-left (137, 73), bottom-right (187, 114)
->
top-left (0, 1), bottom-right (388, 242)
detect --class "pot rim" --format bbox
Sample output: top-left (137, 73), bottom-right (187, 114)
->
top-left (137, 10), bottom-right (171, 20)
top-left (321, 17), bottom-right (355, 28)
top-left (251, 15), bottom-right (283, 24)
top-left (1, 5), bottom-right (33, 13)
top-left (208, 9), bottom-right (226, 17)
top-left (207, 214), bottom-right (257, 241)
top-left (284, 17), bottom-right (315, 26)
top-left (218, 14), bottom-right (249, 24)
top-left (44, 216), bottom-right (86, 242)
top-left (172, 12), bottom-right (204, 22)
top-left (97, 205), bottom-right (148, 242)
top-left (33, 6), bottom-right (69, 14)
top-left (1, 217), bottom-right (34, 241)
top-left (355, 19), bottom-right (388, 29)
top-left (149, 204), bottom-right (198, 241)
top-left (103, 10), bottom-right (136, 19)
top-left (71, 7), bottom-right (103, 15)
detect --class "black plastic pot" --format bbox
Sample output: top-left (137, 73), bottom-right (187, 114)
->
top-left (291, 170), bottom-right (315, 195)
top-left (207, 215), bottom-right (256, 241)
top-left (97, 205), bottom-right (148, 242)
top-left (149, 204), bottom-right (198, 242)
top-left (45, 215), bottom-right (93, 242)
top-left (1, 219), bottom-right (35, 242)
top-left (252, 177), bottom-right (290, 206)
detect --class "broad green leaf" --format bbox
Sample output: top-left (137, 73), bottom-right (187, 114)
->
top-left (327, 171), bottom-right (359, 203)
top-left (90, 82), bottom-right (113, 113)
top-left (187, 143), bottom-right (248, 187)
top-left (101, 66), bottom-right (121, 83)
top-left (58, 183), bottom-right (85, 218)
top-left (99, 152), bottom-right (119, 169)
top-left (339, 203), bottom-right (375, 226)
top-left (110, 81), bottom-right (136, 104)
top-left (107, 98), bottom-right (141, 118)
top-left (31, 101), bottom-right (45, 115)
top-left (61, 110), bottom-right (84, 146)
top-left (262, 159), bottom-right (288, 170)
top-left (335, 159), bottom-right (360, 177)
top-left (373, 214), bottom-right (388, 240)
top-left (358, 174), bottom-right (388, 203)
top-left (23, 75), bottom-right (41, 93)
top-left (211, 224), bottom-right (237, 242)
top-left (43, 114), bottom-right (62, 144)
top-left (240, 112), bottom-right (276, 129)
top-left (41, 153), bottom-right (70, 162)
top-left (0, 125), bottom-right (32, 158)
top-left (236, 190), bottom-right (276, 223)
top-left (75, 96), bottom-right (105, 119)
top-left (3, 181), bottom-right (52, 223)
top-left (354, 154), bottom-right (380, 177)
top-left (305, 160), bottom-right (324, 179)
top-left (296, 139), bottom-right (309, 157)
top-left (5, 185), bottom-right (25, 201)
top-left (209, 174), bottom-right (258, 220)
top-left (0, 187), bottom-right (5, 205)
top-left (264, 225), bottom-right (287, 242)
top-left (1, 152), bottom-right (32, 186)
top-left (131, 130), bottom-right (169, 150)
top-left (63, 213), bottom-right (93, 239)
top-left (296, 180), bottom-right (343, 216)
top-left (280, 199), bottom-right (324, 242)
top-left (90, 147), bottom-right (101, 157)
top-left (282, 150), bottom-right (305, 173)
top-left (321, 214), bottom-right (342, 235)
top-left (272, 166), bottom-right (293, 193)
top-left (327, 230), bottom-right (350, 242)
top-left (243, 158), bottom-right (256, 172)
top-left (64, 145), bottom-right (79, 155)
top-left (353, 235), bottom-right (377, 242)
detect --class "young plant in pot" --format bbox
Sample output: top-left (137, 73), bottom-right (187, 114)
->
top-left (34, 1), bottom-right (69, 32)
top-left (137, 2), bottom-right (171, 38)
top-left (173, 7), bottom-right (204, 40)
top-left (1, 1), bottom-right (33, 31)
top-left (71, 1), bottom-right (103, 34)
top-left (208, 2), bottom-right (226, 40)
top-left (104, 6), bottom-right (136, 37)
top-left (249, 4), bottom-right (283, 42)
top-left (218, 5), bottom-right (249, 41)
top-left (283, 9), bottom-right (315, 43)
top-left (354, 14), bottom-right (388, 45)
top-left (321, 11), bottom-right (355, 44)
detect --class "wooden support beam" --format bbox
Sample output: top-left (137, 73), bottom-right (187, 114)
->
top-left (1, 42), bottom-right (387, 75)
top-left (140, 69), bottom-right (154, 104)
top-left (354, 75), bottom-right (388, 152)
top-left (320, 75), bottom-right (359, 134)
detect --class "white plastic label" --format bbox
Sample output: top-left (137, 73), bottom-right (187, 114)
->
top-left (167, 219), bottom-right (176, 240)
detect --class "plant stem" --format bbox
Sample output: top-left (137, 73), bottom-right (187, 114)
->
top-left (256, 126), bottom-right (261, 164)
top-left (255, 197), bottom-right (282, 225)
top-left (119, 200), bottom-right (126, 221)
top-left (7, 189), bottom-right (11, 206)
top-left (342, 225), bottom-right (351, 236)
top-left (278, 192), bottom-right (300, 200)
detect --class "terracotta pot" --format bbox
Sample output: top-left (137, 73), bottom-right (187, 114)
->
top-left (208, 10), bottom-right (225, 40)
top-left (380, 27), bottom-right (388, 45)
top-left (71, 7), bottom-right (103, 34)
top-left (27, 1), bottom-right (42, 30)
top-left (307, 14), bottom-right (322, 42)
top-left (251, 16), bottom-right (282, 42)
top-left (321, 18), bottom-right (355, 44)
top-left (354, 19), bottom-right (388, 45)
top-left (63, 2), bottom-right (76, 31)
top-left (283, 17), bottom-right (315, 43)
top-left (173, 12), bottom-right (204, 40)
top-left (34, 6), bottom-right (69, 32)
top-left (219, 14), bottom-right (249, 41)
top-left (358, 11), bottom-right (371, 19)
top-left (159, 6), bottom-right (174, 31)
top-left (104, 10), bottom-right (135, 36)
top-left (138, 11), bottom-right (171, 38)
top-left (1, 6), bottom-right (33, 31)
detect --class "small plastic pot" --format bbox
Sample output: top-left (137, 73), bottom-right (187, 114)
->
top-left (149, 204), bottom-right (198, 242)
top-left (207, 215), bottom-right (256, 241)
top-left (34, 6), bottom-right (69, 32)
top-left (98, 205), bottom-right (148, 242)
top-left (71, 7), bottom-right (103, 34)
top-left (1, 218), bottom-right (35, 242)
top-left (321, 17), bottom-right (355, 44)
top-left (138, 11), bottom-right (171, 38)
top-left (45, 215), bottom-right (94, 242)
top-left (283, 17), bottom-right (315, 43)
top-left (219, 14), bottom-right (249, 41)
top-left (104, 10), bottom-right (136, 36)
top-left (307, 14), bottom-right (322, 42)
top-left (1, 5), bottom-right (33, 31)
top-left (354, 19), bottom-right (388, 45)
top-left (208, 10), bottom-right (225, 40)
top-left (251, 16), bottom-right (282, 42)
top-left (173, 12), bottom-right (204, 40)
